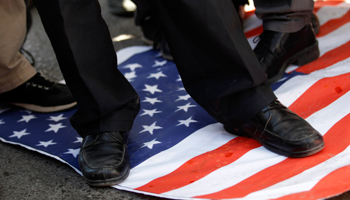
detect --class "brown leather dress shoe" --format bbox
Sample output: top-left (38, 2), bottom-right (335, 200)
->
top-left (224, 100), bottom-right (324, 158)
top-left (78, 131), bottom-right (130, 186)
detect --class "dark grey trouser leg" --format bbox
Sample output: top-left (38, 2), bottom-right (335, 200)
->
top-left (254, 0), bottom-right (314, 32)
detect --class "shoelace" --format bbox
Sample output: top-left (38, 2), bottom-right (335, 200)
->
top-left (25, 73), bottom-right (54, 91)
top-left (25, 82), bottom-right (50, 90)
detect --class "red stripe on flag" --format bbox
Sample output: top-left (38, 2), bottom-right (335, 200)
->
top-left (296, 40), bottom-right (350, 74)
top-left (135, 137), bottom-right (261, 193)
top-left (244, 26), bottom-right (263, 38)
top-left (137, 67), bottom-right (350, 195)
top-left (288, 73), bottom-right (350, 119)
top-left (317, 10), bottom-right (350, 37)
top-left (314, 1), bottom-right (344, 8)
top-left (314, 7), bottom-right (321, 13)
top-left (139, 72), bottom-right (350, 195)
top-left (196, 113), bottom-right (350, 199)
top-left (273, 165), bottom-right (350, 200)
top-left (244, 10), bottom-right (255, 19)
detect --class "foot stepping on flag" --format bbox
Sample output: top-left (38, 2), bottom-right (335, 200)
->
top-left (1, 1), bottom-right (350, 199)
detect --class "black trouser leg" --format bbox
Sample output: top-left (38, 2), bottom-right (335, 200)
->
top-left (147, 0), bottom-right (276, 126)
top-left (33, 0), bottom-right (140, 137)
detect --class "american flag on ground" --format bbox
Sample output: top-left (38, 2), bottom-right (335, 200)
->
top-left (1, 1), bottom-right (350, 199)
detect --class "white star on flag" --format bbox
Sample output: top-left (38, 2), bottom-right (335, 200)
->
top-left (155, 52), bottom-right (162, 57)
top-left (140, 121), bottom-right (163, 135)
top-left (36, 140), bottom-right (57, 147)
top-left (176, 94), bottom-right (191, 101)
top-left (123, 63), bottom-right (142, 71)
top-left (176, 75), bottom-right (182, 82)
top-left (178, 87), bottom-right (186, 91)
top-left (73, 137), bottom-right (83, 143)
top-left (9, 129), bottom-right (30, 139)
top-left (152, 60), bottom-right (167, 67)
top-left (64, 148), bottom-right (80, 158)
top-left (142, 139), bottom-right (161, 149)
top-left (143, 84), bottom-right (162, 94)
top-left (47, 114), bottom-right (67, 122)
top-left (140, 109), bottom-right (162, 117)
top-left (175, 102), bottom-right (197, 112)
top-left (177, 117), bottom-right (198, 127)
top-left (18, 115), bottom-right (36, 123)
top-left (125, 71), bottom-right (137, 82)
top-left (142, 97), bottom-right (163, 105)
top-left (0, 119), bottom-right (5, 125)
top-left (45, 123), bottom-right (66, 133)
top-left (147, 71), bottom-right (167, 80)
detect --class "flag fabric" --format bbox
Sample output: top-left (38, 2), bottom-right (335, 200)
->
top-left (1, 1), bottom-right (350, 199)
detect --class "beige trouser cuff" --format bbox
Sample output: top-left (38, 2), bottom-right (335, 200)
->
top-left (0, 0), bottom-right (37, 93)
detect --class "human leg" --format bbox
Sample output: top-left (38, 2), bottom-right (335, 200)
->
top-left (0, 0), bottom-right (36, 93)
top-left (0, 0), bottom-right (76, 112)
top-left (33, 0), bottom-right (140, 186)
top-left (253, 0), bottom-right (320, 83)
top-left (254, 0), bottom-right (314, 33)
top-left (147, 0), bottom-right (324, 157)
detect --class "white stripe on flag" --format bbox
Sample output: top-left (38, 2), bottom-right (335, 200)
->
top-left (317, 6), bottom-right (349, 26)
top-left (318, 22), bottom-right (350, 56)
top-left (338, 2), bottom-right (350, 8)
top-left (164, 91), bottom-right (350, 198)
top-left (117, 46), bottom-right (152, 65)
top-left (163, 147), bottom-right (286, 197)
top-left (306, 91), bottom-right (350, 136)
top-left (243, 145), bottom-right (350, 200)
top-left (120, 123), bottom-right (234, 189)
top-left (275, 57), bottom-right (350, 107)
top-left (243, 14), bottom-right (262, 33)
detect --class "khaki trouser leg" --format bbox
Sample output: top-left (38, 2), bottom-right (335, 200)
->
top-left (0, 0), bottom-right (36, 93)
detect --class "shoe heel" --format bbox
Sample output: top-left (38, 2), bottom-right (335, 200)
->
top-left (293, 41), bottom-right (320, 66)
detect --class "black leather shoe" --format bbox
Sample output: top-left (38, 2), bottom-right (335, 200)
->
top-left (78, 131), bottom-right (130, 186)
top-left (311, 12), bottom-right (320, 35)
top-left (224, 100), bottom-right (324, 158)
top-left (254, 24), bottom-right (320, 83)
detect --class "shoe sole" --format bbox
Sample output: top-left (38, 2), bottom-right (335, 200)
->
top-left (268, 41), bottom-right (320, 84)
top-left (12, 102), bottom-right (77, 113)
top-left (83, 167), bottom-right (130, 187)
top-left (225, 126), bottom-right (324, 158)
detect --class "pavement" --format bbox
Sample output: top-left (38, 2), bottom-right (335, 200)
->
top-left (0, 1), bottom-right (350, 199)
